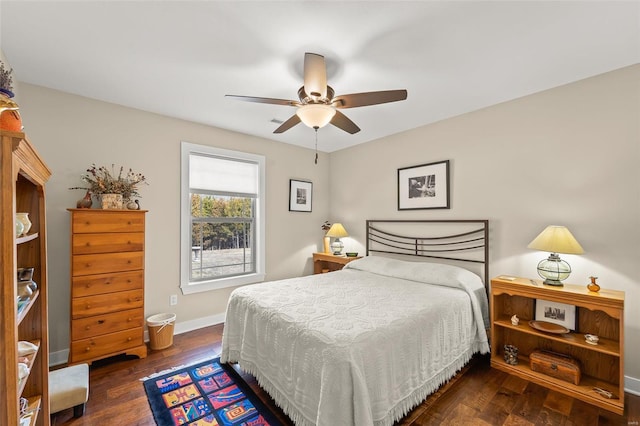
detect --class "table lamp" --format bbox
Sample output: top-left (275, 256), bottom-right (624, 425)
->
top-left (326, 223), bottom-right (348, 255)
top-left (527, 225), bottom-right (584, 286)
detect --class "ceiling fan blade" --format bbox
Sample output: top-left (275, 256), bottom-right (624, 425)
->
top-left (273, 114), bottom-right (301, 133)
top-left (332, 89), bottom-right (408, 109)
top-left (226, 94), bottom-right (299, 107)
top-left (303, 53), bottom-right (327, 99)
top-left (330, 110), bottom-right (360, 134)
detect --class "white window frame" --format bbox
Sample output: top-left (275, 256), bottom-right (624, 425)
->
top-left (180, 142), bottom-right (265, 294)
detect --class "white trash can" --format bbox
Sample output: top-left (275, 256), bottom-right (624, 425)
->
top-left (147, 313), bottom-right (176, 350)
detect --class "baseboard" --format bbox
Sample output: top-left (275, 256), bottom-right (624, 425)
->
top-left (49, 313), bottom-right (226, 367)
top-left (625, 374), bottom-right (640, 396)
top-left (49, 349), bottom-right (69, 367)
top-left (143, 312), bottom-right (226, 342)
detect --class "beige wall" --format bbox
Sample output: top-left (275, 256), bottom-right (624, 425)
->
top-left (10, 55), bottom-right (640, 389)
top-left (330, 65), bottom-right (640, 385)
top-left (15, 83), bottom-right (330, 361)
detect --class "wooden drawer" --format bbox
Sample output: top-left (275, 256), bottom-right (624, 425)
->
top-left (72, 251), bottom-right (144, 276)
top-left (71, 308), bottom-right (144, 340)
top-left (70, 327), bottom-right (144, 363)
top-left (72, 270), bottom-right (143, 298)
top-left (73, 232), bottom-right (144, 255)
top-left (72, 289), bottom-right (144, 319)
top-left (72, 211), bottom-right (145, 234)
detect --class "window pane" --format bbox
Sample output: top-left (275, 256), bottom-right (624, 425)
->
top-left (191, 222), bottom-right (254, 281)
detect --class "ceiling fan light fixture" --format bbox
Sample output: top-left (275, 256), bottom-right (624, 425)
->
top-left (296, 104), bottom-right (336, 129)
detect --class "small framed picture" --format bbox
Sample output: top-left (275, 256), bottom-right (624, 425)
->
top-left (398, 160), bottom-right (450, 210)
top-left (289, 179), bottom-right (312, 212)
top-left (535, 299), bottom-right (576, 331)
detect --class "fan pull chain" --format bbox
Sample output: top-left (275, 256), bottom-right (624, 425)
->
top-left (314, 127), bottom-right (319, 164)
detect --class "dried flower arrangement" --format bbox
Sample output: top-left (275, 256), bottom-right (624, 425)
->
top-left (0, 61), bottom-right (14, 96)
top-left (70, 164), bottom-right (148, 199)
top-left (321, 221), bottom-right (332, 232)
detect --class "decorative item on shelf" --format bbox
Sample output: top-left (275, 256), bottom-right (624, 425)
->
top-left (326, 223), bottom-right (348, 255)
top-left (587, 276), bottom-right (601, 292)
top-left (15, 218), bottom-right (24, 237)
top-left (70, 163), bottom-right (147, 209)
top-left (76, 190), bottom-right (93, 208)
top-left (527, 225), bottom-right (584, 286)
top-left (126, 198), bottom-right (138, 210)
top-left (17, 267), bottom-right (37, 292)
top-left (530, 350), bottom-right (581, 385)
top-left (585, 334), bottom-right (599, 345)
top-left (101, 193), bottom-right (123, 209)
top-left (346, 252), bottom-right (359, 257)
top-left (510, 314), bottom-right (519, 326)
top-left (0, 61), bottom-right (22, 132)
top-left (15, 212), bottom-right (31, 236)
top-left (503, 344), bottom-right (518, 365)
top-left (321, 221), bottom-right (331, 253)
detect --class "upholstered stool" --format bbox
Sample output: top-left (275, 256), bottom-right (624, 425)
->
top-left (49, 363), bottom-right (89, 417)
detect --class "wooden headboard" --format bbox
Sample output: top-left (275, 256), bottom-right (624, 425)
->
top-left (366, 220), bottom-right (489, 284)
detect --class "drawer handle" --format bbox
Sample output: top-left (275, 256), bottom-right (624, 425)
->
top-left (551, 364), bottom-right (558, 371)
top-left (127, 317), bottom-right (132, 322)
top-left (86, 304), bottom-right (91, 309)
top-left (127, 337), bottom-right (132, 341)
top-left (128, 240), bottom-right (132, 244)
top-left (85, 347), bottom-right (91, 352)
top-left (85, 284), bottom-right (91, 288)
top-left (127, 221), bottom-right (132, 225)
top-left (85, 326), bottom-right (90, 330)
top-left (127, 279), bottom-right (132, 283)
top-left (85, 242), bottom-right (91, 247)
top-left (85, 263), bottom-right (91, 268)
top-left (105, 281), bottom-right (111, 285)
top-left (98, 320), bottom-right (105, 324)
top-left (127, 260), bottom-right (132, 264)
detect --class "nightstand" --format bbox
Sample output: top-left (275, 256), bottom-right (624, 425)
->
top-left (490, 275), bottom-right (624, 414)
top-left (312, 252), bottom-right (361, 274)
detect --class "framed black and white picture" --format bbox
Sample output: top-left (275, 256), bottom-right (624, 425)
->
top-left (289, 179), bottom-right (313, 212)
top-left (535, 299), bottom-right (576, 331)
top-left (397, 160), bottom-right (450, 210)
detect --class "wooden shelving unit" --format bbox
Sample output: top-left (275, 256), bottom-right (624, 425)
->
top-left (490, 276), bottom-right (625, 415)
top-left (1, 130), bottom-right (52, 426)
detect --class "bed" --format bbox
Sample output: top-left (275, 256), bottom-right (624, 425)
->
top-left (221, 220), bottom-right (490, 426)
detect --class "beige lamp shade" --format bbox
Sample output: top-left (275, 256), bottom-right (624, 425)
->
top-left (296, 104), bottom-right (336, 129)
top-left (527, 225), bottom-right (584, 255)
top-left (326, 223), bottom-right (349, 238)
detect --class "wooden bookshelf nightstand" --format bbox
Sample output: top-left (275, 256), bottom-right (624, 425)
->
top-left (312, 252), bottom-right (361, 274)
top-left (490, 275), bottom-right (625, 414)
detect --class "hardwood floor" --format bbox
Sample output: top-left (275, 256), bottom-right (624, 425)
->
top-left (51, 324), bottom-right (640, 425)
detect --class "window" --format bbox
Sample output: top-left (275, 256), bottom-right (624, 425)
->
top-left (181, 142), bottom-right (265, 294)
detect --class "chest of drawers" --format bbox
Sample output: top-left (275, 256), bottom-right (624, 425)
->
top-left (68, 209), bottom-right (148, 364)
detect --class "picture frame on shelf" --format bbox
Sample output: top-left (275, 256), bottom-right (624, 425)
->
top-left (397, 160), bottom-right (450, 210)
top-left (289, 179), bottom-right (312, 212)
top-left (535, 298), bottom-right (576, 331)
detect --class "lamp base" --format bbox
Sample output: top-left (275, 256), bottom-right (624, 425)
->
top-left (542, 278), bottom-right (564, 286)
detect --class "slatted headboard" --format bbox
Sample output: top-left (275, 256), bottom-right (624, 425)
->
top-left (366, 220), bottom-right (489, 285)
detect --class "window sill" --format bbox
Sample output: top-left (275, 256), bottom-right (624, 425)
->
top-left (180, 272), bottom-right (266, 295)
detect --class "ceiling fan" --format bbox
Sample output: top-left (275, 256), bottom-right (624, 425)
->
top-left (226, 52), bottom-right (408, 134)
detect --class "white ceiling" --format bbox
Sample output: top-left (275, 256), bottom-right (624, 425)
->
top-left (1, 1), bottom-right (638, 152)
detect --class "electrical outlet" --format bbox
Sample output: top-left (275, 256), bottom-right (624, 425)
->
top-left (170, 294), bottom-right (178, 306)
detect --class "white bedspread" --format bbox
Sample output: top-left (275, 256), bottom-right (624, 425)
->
top-left (221, 257), bottom-right (490, 426)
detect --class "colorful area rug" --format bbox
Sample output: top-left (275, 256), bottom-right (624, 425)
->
top-left (143, 357), bottom-right (283, 426)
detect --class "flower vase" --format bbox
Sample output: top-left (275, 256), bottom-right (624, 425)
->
top-left (16, 212), bottom-right (32, 235)
top-left (0, 88), bottom-right (23, 132)
top-left (101, 193), bottom-right (123, 209)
